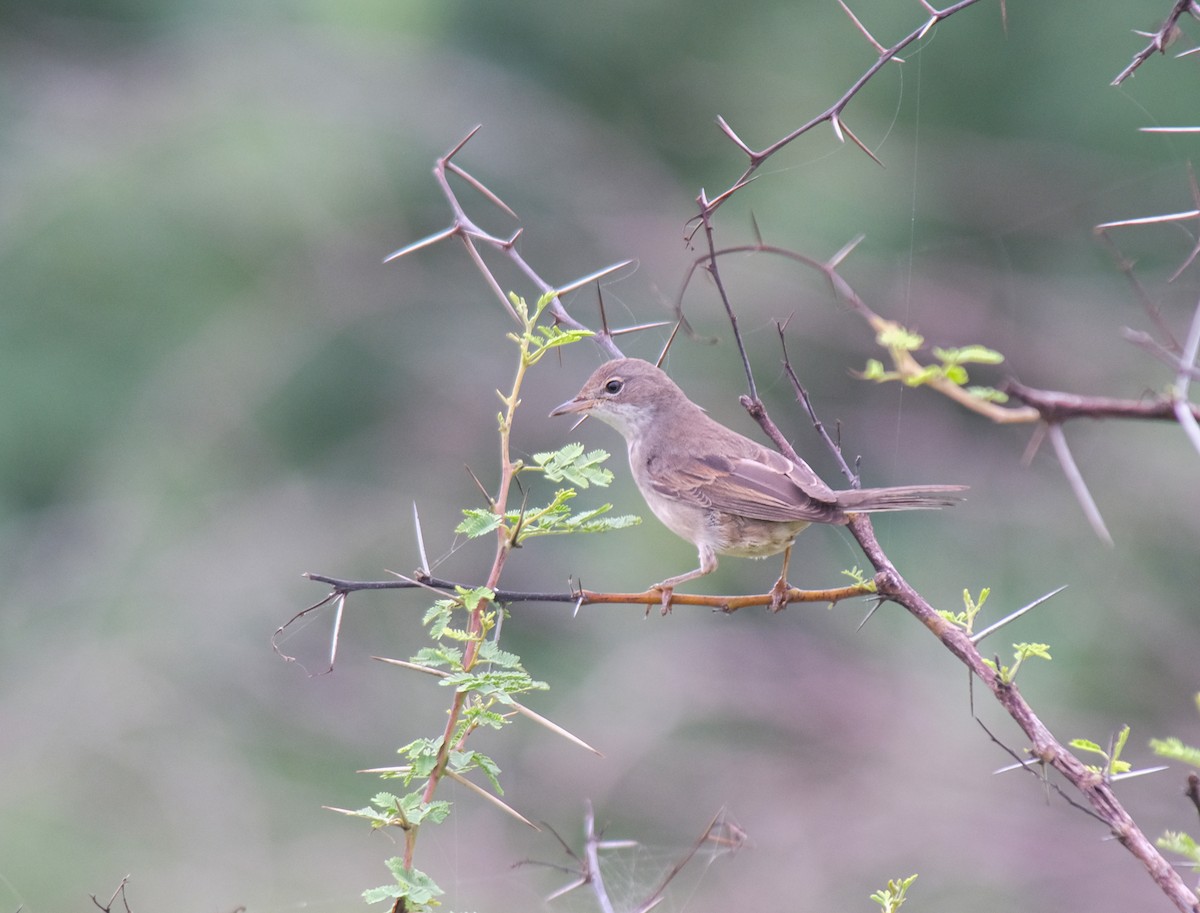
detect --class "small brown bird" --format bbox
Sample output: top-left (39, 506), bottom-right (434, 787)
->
top-left (551, 357), bottom-right (965, 611)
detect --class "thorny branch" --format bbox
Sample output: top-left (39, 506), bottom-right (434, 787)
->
top-left (385, 126), bottom-right (632, 360)
top-left (1094, 162), bottom-right (1200, 311)
top-left (689, 0), bottom-right (995, 229)
top-left (91, 877), bottom-right (135, 913)
top-left (1002, 380), bottom-right (1200, 424)
top-left (288, 571), bottom-right (872, 620)
top-left (1111, 0), bottom-right (1200, 86)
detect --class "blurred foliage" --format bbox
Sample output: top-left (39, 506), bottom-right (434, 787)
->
top-left (1, 2), bottom-right (1199, 912)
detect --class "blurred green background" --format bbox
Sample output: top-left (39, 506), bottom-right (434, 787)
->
top-left (2, 1), bottom-right (1198, 911)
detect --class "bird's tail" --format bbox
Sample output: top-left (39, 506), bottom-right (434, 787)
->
top-left (835, 484), bottom-right (967, 512)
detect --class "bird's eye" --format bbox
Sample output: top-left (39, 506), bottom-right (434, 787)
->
top-left (604, 378), bottom-right (623, 394)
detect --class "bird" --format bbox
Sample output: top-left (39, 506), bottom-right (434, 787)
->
top-left (550, 357), bottom-right (966, 612)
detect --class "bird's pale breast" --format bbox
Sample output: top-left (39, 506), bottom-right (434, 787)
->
top-left (708, 512), bottom-right (811, 558)
top-left (637, 480), bottom-right (810, 558)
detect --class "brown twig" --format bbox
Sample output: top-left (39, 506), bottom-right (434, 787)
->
top-left (1002, 380), bottom-right (1200, 423)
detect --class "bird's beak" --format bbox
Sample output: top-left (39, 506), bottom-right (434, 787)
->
top-left (549, 396), bottom-right (591, 417)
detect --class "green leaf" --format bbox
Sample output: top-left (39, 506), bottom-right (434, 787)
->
top-left (936, 344), bottom-right (1006, 365)
top-left (355, 791), bottom-right (452, 830)
top-left (535, 324), bottom-right (594, 350)
top-left (903, 365), bottom-right (941, 386)
top-left (420, 799), bottom-right (452, 825)
top-left (1112, 725), bottom-right (1131, 760)
top-left (364, 860), bottom-right (444, 907)
top-left (943, 364), bottom-right (969, 385)
top-left (507, 489), bottom-right (640, 542)
top-left (1070, 738), bottom-right (1104, 755)
top-left (860, 358), bottom-right (893, 381)
top-left (341, 796), bottom-right (407, 829)
top-left (841, 566), bottom-right (871, 587)
top-left (877, 325), bottom-right (924, 350)
top-left (371, 790), bottom-right (402, 810)
top-left (422, 601), bottom-right (455, 638)
top-left (537, 441), bottom-right (582, 464)
top-left (442, 668), bottom-right (548, 697)
top-left (967, 385), bottom-right (1009, 403)
top-left (1015, 642), bottom-right (1052, 661)
top-left (562, 504), bottom-right (620, 530)
top-left (477, 640), bottom-right (523, 668)
top-left (1149, 737), bottom-right (1200, 768)
top-left (937, 609), bottom-right (969, 626)
top-left (398, 737), bottom-right (443, 781)
top-left (456, 585), bottom-right (495, 611)
top-left (982, 657), bottom-right (1009, 681)
top-left (410, 644), bottom-right (463, 670)
top-left (532, 444), bottom-right (615, 488)
top-left (396, 792), bottom-right (450, 827)
top-left (462, 704), bottom-right (508, 730)
top-left (604, 514), bottom-right (642, 530)
top-left (475, 751), bottom-right (503, 791)
top-left (539, 507), bottom-right (639, 537)
top-left (456, 508), bottom-right (504, 538)
top-left (1157, 831), bottom-right (1200, 867)
top-left (450, 748), bottom-right (504, 793)
top-left (869, 874), bottom-right (918, 912)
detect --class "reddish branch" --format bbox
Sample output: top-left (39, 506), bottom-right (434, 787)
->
top-left (301, 572), bottom-right (872, 614)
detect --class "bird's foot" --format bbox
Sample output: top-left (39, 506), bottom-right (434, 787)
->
top-left (768, 577), bottom-right (792, 613)
top-left (651, 585), bottom-right (675, 616)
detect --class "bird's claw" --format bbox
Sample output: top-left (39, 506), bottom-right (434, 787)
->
top-left (768, 577), bottom-right (792, 613)
top-left (651, 586), bottom-right (675, 616)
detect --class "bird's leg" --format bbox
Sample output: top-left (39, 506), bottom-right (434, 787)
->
top-left (768, 546), bottom-right (793, 613)
top-left (652, 546), bottom-right (718, 615)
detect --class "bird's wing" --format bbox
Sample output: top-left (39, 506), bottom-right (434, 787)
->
top-left (648, 446), bottom-right (842, 523)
